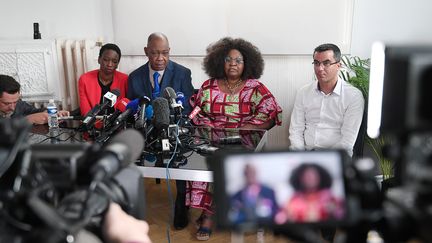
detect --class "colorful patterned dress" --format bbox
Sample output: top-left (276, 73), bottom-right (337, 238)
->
top-left (186, 78), bottom-right (282, 214)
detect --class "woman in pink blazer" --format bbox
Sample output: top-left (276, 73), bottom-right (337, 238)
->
top-left (78, 43), bottom-right (128, 116)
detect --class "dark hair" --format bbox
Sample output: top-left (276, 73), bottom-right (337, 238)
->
top-left (290, 163), bottom-right (333, 191)
top-left (0, 74), bottom-right (20, 97)
top-left (203, 37), bottom-right (264, 80)
top-left (313, 43), bottom-right (341, 62)
top-left (99, 43), bottom-right (122, 61)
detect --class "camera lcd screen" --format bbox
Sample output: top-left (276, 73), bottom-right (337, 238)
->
top-left (211, 150), bottom-right (348, 230)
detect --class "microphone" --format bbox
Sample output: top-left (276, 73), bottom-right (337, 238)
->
top-left (184, 105), bottom-right (202, 126)
top-left (135, 96), bottom-right (151, 129)
top-left (104, 98), bottom-right (130, 127)
top-left (176, 92), bottom-right (185, 107)
top-left (152, 97), bottom-right (170, 130)
top-left (114, 98), bottom-right (140, 125)
top-left (81, 89), bottom-right (120, 128)
top-left (152, 97), bottom-right (170, 151)
top-left (145, 105), bottom-right (154, 120)
top-left (163, 87), bottom-right (183, 111)
top-left (103, 89), bottom-right (120, 108)
top-left (91, 129), bottom-right (144, 182)
top-left (188, 106), bottom-right (201, 121)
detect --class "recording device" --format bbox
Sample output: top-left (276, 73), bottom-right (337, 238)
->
top-left (0, 122), bottom-right (146, 243)
top-left (91, 129), bottom-right (144, 182)
top-left (368, 43), bottom-right (432, 138)
top-left (209, 44), bottom-right (432, 243)
top-left (212, 150), bottom-right (349, 231)
top-left (81, 89), bottom-right (120, 130)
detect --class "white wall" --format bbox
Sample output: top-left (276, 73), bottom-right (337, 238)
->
top-left (1, 0), bottom-right (432, 148)
top-left (0, 0), bottom-right (114, 41)
top-left (351, 0), bottom-right (432, 58)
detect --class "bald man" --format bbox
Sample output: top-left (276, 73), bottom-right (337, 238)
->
top-left (127, 32), bottom-right (194, 114)
top-left (127, 33), bottom-right (194, 230)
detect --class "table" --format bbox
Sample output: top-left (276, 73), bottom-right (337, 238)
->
top-left (29, 124), bottom-right (87, 144)
top-left (29, 125), bottom-right (268, 183)
top-left (136, 127), bottom-right (268, 182)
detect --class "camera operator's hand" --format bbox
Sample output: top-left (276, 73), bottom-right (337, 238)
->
top-left (104, 203), bottom-right (152, 243)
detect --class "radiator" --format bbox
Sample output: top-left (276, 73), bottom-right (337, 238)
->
top-left (56, 39), bottom-right (102, 111)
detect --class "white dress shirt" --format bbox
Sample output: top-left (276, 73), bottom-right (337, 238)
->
top-left (289, 78), bottom-right (364, 156)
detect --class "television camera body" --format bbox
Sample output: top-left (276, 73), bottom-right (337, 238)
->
top-left (211, 44), bottom-right (432, 243)
top-left (0, 119), bottom-right (146, 243)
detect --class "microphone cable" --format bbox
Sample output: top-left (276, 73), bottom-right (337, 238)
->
top-left (164, 120), bottom-right (182, 243)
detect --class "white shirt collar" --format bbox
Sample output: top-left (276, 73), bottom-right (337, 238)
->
top-left (315, 78), bottom-right (343, 96)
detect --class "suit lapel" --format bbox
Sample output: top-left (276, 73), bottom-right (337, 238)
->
top-left (142, 62), bottom-right (152, 93)
top-left (160, 61), bottom-right (173, 92)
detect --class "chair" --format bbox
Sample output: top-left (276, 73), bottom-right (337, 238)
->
top-left (353, 104), bottom-right (368, 158)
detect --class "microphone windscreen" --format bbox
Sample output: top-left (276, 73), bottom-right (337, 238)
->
top-left (114, 98), bottom-right (130, 112)
top-left (145, 105), bottom-right (154, 120)
top-left (163, 87), bottom-right (177, 100)
top-left (126, 98), bottom-right (140, 114)
top-left (152, 97), bottom-right (170, 130)
top-left (176, 92), bottom-right (185, 106)
top-left (105, 129), bottom-right (145, 166)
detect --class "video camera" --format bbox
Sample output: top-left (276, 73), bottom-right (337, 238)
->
top-left (0, 119), bottom-right (146, 243)
top-left (211, 44), bottom-right (432, 243)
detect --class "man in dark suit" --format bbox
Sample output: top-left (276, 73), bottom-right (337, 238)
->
top-left (229, 164), bottom-right (278, 225)
top-left (127, 32), bottom-right (194, 230)
top-left (127, 32), bottom-right (194, 114)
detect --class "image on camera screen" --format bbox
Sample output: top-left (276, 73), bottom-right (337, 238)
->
top-left (212, 150), bottom-right (347, 229)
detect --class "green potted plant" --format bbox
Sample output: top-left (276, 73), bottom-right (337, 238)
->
top-left (340, 56), bottom-right (394, 180)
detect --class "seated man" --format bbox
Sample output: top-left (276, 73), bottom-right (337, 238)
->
top-left (289, 43), bottom-right (364, 157)
top-left (0, 74), bottom-right (69, 124)
top-left (288, 43), bottom-right (364, 241)
top-left (127, 32), bottom-right (194, 230)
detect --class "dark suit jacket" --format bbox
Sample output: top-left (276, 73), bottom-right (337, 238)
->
top-left (230, 184), bottom-right (278, 224)
top-left (127, 61), bottom-right (194, 114)
top-left (10, 100), bottom-right (44, 118)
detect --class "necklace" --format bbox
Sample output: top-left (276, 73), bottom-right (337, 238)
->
top-left (98, 72), bottom-right (113, 85)
top-left (225, 79), bottom-right (243, 93)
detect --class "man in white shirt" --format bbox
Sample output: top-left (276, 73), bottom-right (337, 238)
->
top-left (289, 43), bottom-right (364, 157)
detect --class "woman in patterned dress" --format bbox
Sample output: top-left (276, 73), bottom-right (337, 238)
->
top-left (187, 37), bottom-right (282, 240)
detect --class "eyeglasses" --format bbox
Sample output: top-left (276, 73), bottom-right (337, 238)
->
top-left (224, 56), bottom-right (244, 64)
top-left (312, 60), bottom-right (339, 68)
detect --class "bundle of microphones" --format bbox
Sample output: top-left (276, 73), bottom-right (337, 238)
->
top-left (72, 87), bottom-right (240, 164)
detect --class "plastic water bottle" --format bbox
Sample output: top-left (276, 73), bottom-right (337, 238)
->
top-left (47, 99), bottom-right (59, 129)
